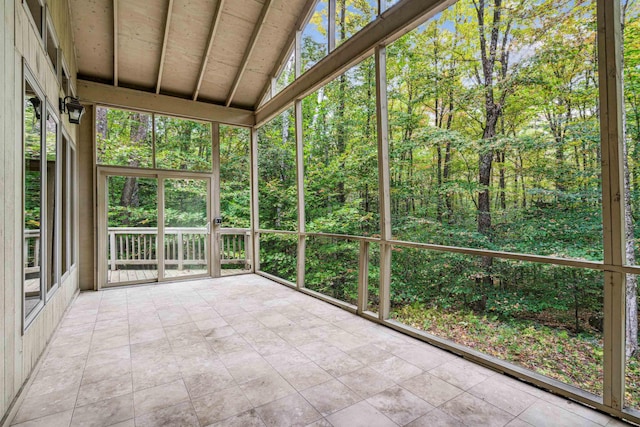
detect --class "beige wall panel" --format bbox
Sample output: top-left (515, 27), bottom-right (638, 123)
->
top-left (197, 60), bottom-right (237, 103)
top-left (69, 0), bottom-right (112, 80)
top-left (118, 0), bottom-right (165, 89)
top-left (231, 69), bottom-right (269, 108)
top-left (1, 0), bottom-right (10, 414)
top-left (159, 0), bottom-right (218, 94)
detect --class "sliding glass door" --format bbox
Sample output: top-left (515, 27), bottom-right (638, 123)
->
top-left (99, 170), bottom-right (211, 287)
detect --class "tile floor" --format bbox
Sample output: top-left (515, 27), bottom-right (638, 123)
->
top-left (8, 274), bottom-right (632, 427)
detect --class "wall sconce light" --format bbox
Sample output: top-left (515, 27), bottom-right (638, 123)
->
top-left (29, 97), bottom-right (41, 120)
top-left (60, 96), bottom-right (85, 124)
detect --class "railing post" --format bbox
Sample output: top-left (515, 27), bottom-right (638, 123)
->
top-left (357, 240), bottom-right (370, 314)
top-left (245, 232), bottom-right (251, 270)
top-left (109, 231), bottom-right (116, 271)
top-left (177, 231), bottom-right (184, 271)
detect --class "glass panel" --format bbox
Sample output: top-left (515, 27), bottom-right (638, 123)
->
top-left (45, 112), bottom-right (57, 293)
top-left (623, 0), bottom-right (640, 412)
top-left (335, 0), bottom-right (377, 47)
top-left (25, 0), bottom-right (43, 35)
top-left (220, 125), bottom-right (251, 228)
top-left (163, 179), bottom-right (209, 279)
top-left (155, 115), bottom-right (212, 171)
top-left (107, 176), bottom-right (158, 284)
top-left (301, 0), bottom-right (328, 74)
top-left (387, 0), bottom-right (602, 260)
top-left (96, 107), bottom-right (153, 168)
top-left (45, 114), bottom-right (58, 291)
top-left (220, 125), bottom-right (252, 276)
top-left (61, 136), bottom-right (68, 276)
top-left (626, 275), bottom-right (640, 411)
top-left (303, 57), bottom-right (378, 236)
top-left (274, 50), bottom-right (295, 95)
top-left (391, 247), bottom-right (603, 397)
top-left (46, 27), bottom-right (57, 73)
top-left (70, 145), bottom-right (76, 266)
top-left (259, 233), bottom-right (297, 283)
top-left (305, 236), bottom-right (359, 305)
top-left (258, 107), bottom-right (297, 230)
top-left (24, 81), bottom-right (43, 317)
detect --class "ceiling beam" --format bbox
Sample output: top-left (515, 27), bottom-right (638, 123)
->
top-left (113, 0), bottom-right (119, 86)
top-left (255, 0), bottom-right (456, 127)
top-left (193, 0), bottom-right (226, 101)
top-left (255, 0), bottom-right (317, 109)
top-left (225, 0), bottom-right (274, 107)
top-left (156, 0), bottom-right (175, 94)
top-left (78, 80), bottom-right (255, 127)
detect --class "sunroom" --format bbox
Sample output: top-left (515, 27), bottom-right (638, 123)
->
top-left (1, 0), bottom-right (639, 425)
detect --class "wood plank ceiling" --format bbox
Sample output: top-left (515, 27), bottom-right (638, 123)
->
top-left (69, 0), bottom-right (311, 110)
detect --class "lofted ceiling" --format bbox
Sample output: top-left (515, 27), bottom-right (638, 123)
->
top-left (68, 0), bottom-right (313, 110)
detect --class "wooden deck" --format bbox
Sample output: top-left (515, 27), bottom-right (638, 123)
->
top-left (107, 267), bottom-right (249, 284)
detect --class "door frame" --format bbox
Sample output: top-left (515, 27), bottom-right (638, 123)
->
top-left (97, 166), bottom-right (215, 289)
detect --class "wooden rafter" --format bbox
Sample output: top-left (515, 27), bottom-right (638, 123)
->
top-left (193, 0), bottom-right (225, 101)
top-left (255, 0), bottom-right (317, 109)
top-left (113, 0), bottom-right (119, 86)
top-left (156, 0), bottom-right (175, 94)
top-left (225, 0), bottom-right (274, 107)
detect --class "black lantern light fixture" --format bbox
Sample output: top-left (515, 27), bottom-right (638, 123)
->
top-left (29, 97), bottom-right (41, 120)
top-left (60, 96), bottom-right (85, 125)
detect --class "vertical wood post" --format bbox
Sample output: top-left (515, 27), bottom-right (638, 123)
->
top-left (177, 231), bottom-right (184, 271)
top-left (109, 231), bottom-right (116, 271)
top-left (328, 0), bottom-right (336, 53)
top-left (597, 0), bottom-right (625, 410)
top-left (212, 122), bottom-right (221, 277)
top-left (358, 240), bottom-right (370, 314)
top-left (295, 99), bottom-right (306, 289)
top-left (376, 45), bottom-right (392, 320)
top-left (250, 127), bottom-right (260, 272)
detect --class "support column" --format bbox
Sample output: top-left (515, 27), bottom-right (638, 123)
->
top-left (375, 45), bottom-right (391, 320)
top-left (250, 127), bottom-right (261, 272)
top-left (597, 0), bottom-right (625, 410)
top-left (211, 123), bottom-right (221, 277)
top-left (328, 0), bottom-right (336, 52)
top-left (295, 100), bottom-right (306, 289)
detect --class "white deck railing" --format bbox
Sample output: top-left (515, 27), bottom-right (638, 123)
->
top-left (108, 227), bottom-right (251, 271)
top-left (23, 227), bottom-right (251, 273)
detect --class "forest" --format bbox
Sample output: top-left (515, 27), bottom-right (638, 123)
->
top-left (87, 0), bottom-right (640, 409)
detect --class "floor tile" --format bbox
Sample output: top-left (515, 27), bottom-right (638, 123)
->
top-left (338, 367), bottom-right (396, 398)
top-left (132, 379), bottom-right (190, 416)
top-left (183, 368), bottom-right (236, 399)
top-left (519, 400), bottom-right (602, 427)
top-left (278, 361), bottom-right (333, 391)
top-left (209, 409), bottom-right (266, 427)
top-left (76, 373), bottom-right (133, 407)
top-left (12, 388), bottom-right (77, 424)
top-left (429, 359), bottom-right (494, 390)
top-left (405, 408), bottom-right (465, 426)
top-left (369, 355), bottom-right (423, 383)
top-left (70, 394), bottom-right (134, 427)
top-left (10, 410), bottom-right (73, 427)
top-left (81, 358), bottom-right (132, 386)
top-left (440, 393), bottom-right (515, 427)
top-left (469, 376), bottom-right (539, 416)
top-left (239, 372), bottom-right (296, 406)
top-left (366, 385), bottom-right (434, 425)
top-left (255, 393), bottom-right (322, 426)
top-left (401, 372), bottom-right (464, 406)
top-left (301, 379), bottom-right (362, 416)
top-left (191, 385), bottom-right (253, 426)
top-left (134, 401), bottom-right (199, 427)
top-left (326, 401), bottom-right (397, 427)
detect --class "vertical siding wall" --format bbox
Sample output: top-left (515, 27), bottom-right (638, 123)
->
top-left (1, 0), bottom-right (80, 421)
